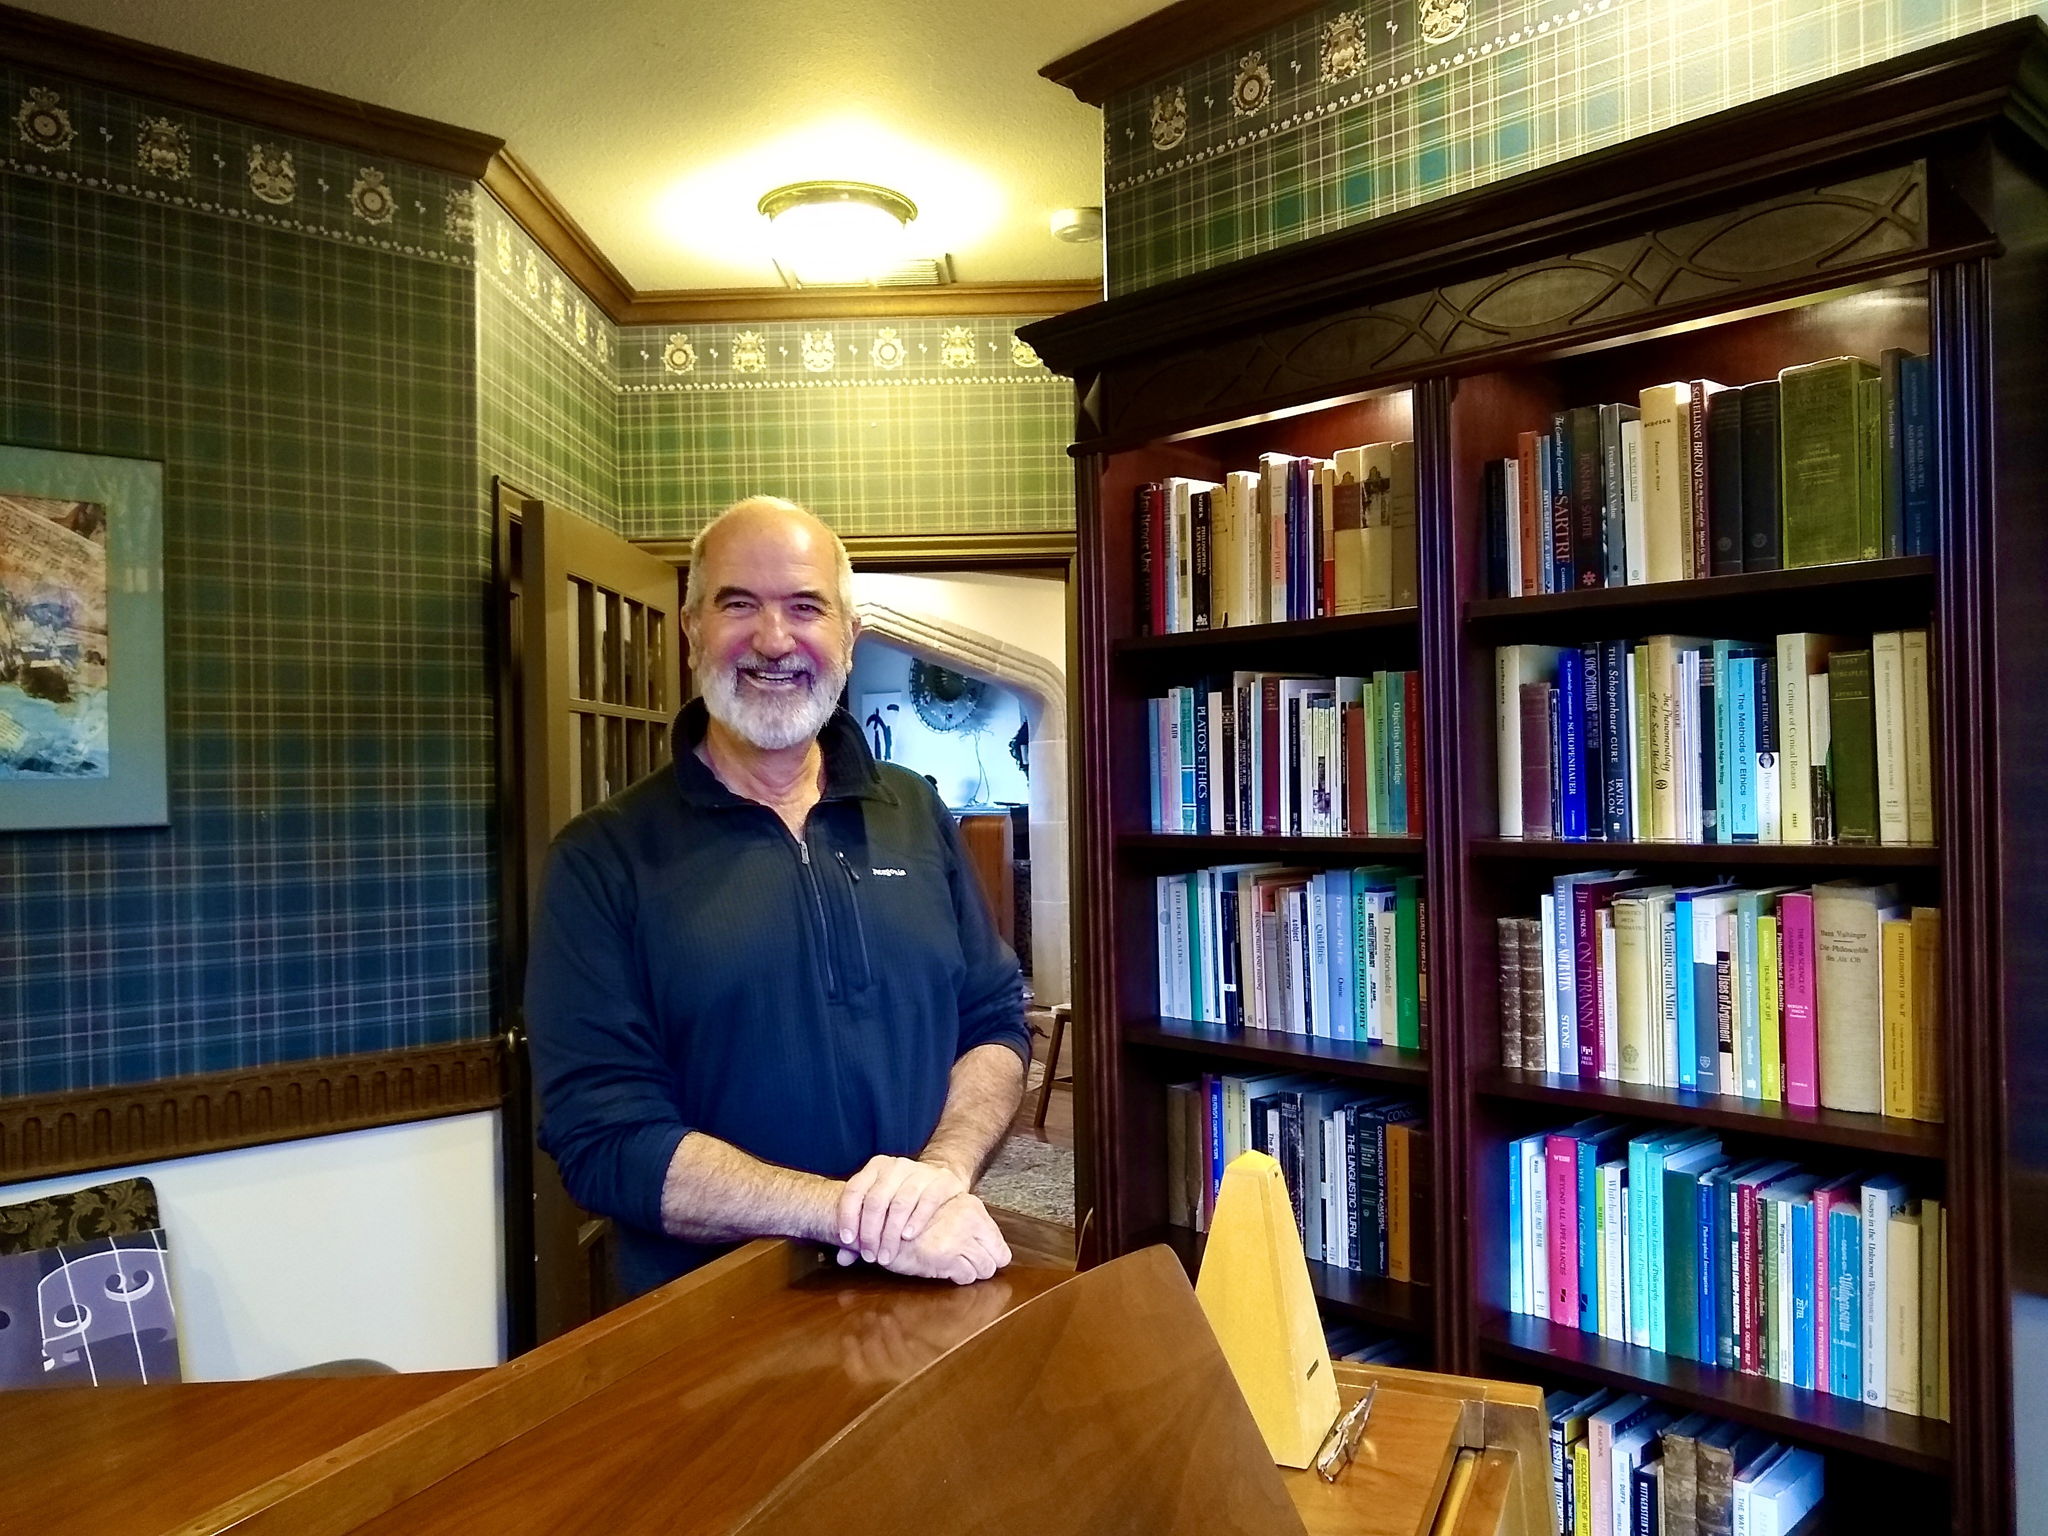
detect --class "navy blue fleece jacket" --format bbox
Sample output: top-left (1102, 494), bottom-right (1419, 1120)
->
top-left (524, 700), bottom-right (1030, 1296)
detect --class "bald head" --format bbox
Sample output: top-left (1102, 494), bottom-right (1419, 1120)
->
top-left (685, 497), bottom-right (855, 622)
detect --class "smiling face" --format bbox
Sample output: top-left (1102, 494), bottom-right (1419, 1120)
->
top-left (683, 505), bottom-right (857, 752)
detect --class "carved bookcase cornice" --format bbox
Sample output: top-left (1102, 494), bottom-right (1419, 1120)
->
top-left (0, 1040), bottom-right (504, 1184)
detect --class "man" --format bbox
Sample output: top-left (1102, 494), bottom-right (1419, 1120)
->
top-left (525, 496), bottom-right (1029, 1298)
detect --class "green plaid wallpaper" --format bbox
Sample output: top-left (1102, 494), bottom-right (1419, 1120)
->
top-left (476, 196), bottom-right (621, 532)
top-left (617, 317), bottom-right (1072, 538)
top-left (0, 70), bottom-right (492, 1097)
top-left (1104, 0), bottom-right (2048, 293)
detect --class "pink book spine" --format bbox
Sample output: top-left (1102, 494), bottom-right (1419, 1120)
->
top-left (1781, 892), bottom-right (1819, 1107)
top-left (1737, 1181), bottom-right (1762, 1375)
top-left (1811, 1187), bottom-right (1835, 1388)
top-left (1573, 888), bottom-right (1604, 1076)
top-left (1545, 1133), bottom-right (1581, 1327)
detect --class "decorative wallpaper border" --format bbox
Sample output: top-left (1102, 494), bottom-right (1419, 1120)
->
top-left (616, 316), bottom-right (1061, 392)
top-left (1, 62), bottom-right (476, 267)
top-left (476, 192), bottom-right (617, 383)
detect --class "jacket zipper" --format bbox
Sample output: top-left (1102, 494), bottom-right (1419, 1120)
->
top-left (834, 849), bottom-right (873, 991)
top-left (795, 835), bottom-right (840, 1001)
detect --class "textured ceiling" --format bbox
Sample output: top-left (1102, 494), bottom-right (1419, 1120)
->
top-left (12, 0), bottom-right (1150, 290)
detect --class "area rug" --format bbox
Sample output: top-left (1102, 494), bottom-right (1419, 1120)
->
top-left (978, 1135), bottom-right (1075, 1229)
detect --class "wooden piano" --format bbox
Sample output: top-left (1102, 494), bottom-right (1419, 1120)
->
top-left (5, 1241), bottom-right (1548, 1535)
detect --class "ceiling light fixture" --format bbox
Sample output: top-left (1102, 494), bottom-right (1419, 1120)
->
top-left (757, 180), bottom-right (918, 286)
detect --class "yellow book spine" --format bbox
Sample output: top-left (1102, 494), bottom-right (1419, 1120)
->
top-left (1759, 914), bottom-right (1783, 1101)
top-left (1903, 628), bottom-right (1934, 844)
top-left (1881, 917), bottom-right (1915, 1120)
top-left (1573, 1437), bottom-right (1594, 1533)
top-left (1386, 1122), bottom-right (1412, 1282)
top-left (1912, 907), bottom-right (1944, 1123)
top-left (1919, 1196), bottom-right (1943, 1419)
top-left (1886, 1210), bottom-right (1921, 1414)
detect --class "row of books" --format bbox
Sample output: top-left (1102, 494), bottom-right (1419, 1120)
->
top-left (1508, 1118), bottom-right (1951, 1420)
top-left (1546, 1388), bottom-right (1825, 1536)
top-left (1494, 630), bottom-right (1934, 846)
top-left (1479, 351), bottom-right (1934, 599)
top-left (1155, 864), bottom-right (1425, 1047)
top-left (1167, 1072), bottom-right (1429, 1279)
top-left (1133, 441), bottom-right (1418, 635)
top-left (1147, 670), bottom-right (1424, 837)
top-left (1323, 1321), bottom-right (1416, 1368)
top-left (1496, 880), bottom-right (1941, 1122)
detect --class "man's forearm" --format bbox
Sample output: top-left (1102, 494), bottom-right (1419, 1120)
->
top-left (919, 1042), bottom-right (1029, 1187)
top-left (657, 1131), bottom-right (845, 1245)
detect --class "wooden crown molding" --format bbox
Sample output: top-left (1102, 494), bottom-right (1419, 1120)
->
top-left (480, 150), bottom-right (636, 316)
top-left (1040, 0), bottom-right (1325, 107)
top-left (0, 1040), bottom-right (505, 1185)
top-left (0, 2), bottom-right (502, 177)
top-left (616, 280), bottom-right (1103, 325)
top-left (637, 530), bottom-right (1078, 570)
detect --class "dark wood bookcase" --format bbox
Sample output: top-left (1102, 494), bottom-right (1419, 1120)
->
top-left (1023, 24), bottom-right (2048, 1534)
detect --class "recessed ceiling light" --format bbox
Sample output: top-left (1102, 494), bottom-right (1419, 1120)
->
top-left (757, 181), bottom-right (918, 285)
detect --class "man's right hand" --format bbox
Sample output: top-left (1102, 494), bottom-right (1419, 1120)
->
top-left (861, 1192), bottom-right (1011, 1285)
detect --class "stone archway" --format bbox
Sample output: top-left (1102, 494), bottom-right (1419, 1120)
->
top-left (854, 601), bottom-right (1069, 1006)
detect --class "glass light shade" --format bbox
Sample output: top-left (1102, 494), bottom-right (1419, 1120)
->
top-left (758, 182), bottom-right (917, 284)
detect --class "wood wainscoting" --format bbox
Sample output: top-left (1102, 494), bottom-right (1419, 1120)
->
top-left (0, 1039), bottom-right (504, 1185)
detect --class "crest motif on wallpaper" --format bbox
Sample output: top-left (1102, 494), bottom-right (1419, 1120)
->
top-left (1420, 0), bottom-right (1469, 46)
top-left (1231, 52), bottom-right (1273, 117)
top-left (136, 117), bottom-right (190, 180)
top-left (350, 166), bottom-right (395, 224)
top-left (1320, 13), bottom-right (1369, 84)
top-left (444, 189), bottom-right (478, 243)
top-left (247, 145), bottom-right (295, 205)
top-left (1149, 86), bottom-right (1188, 151)
top-left (941, 326), bottom-right (977, 369)
top-left (14, 87), bottom-right (73, 153)
top-left (1011, 338), bottom-right (1042, 369)
top-left (870, 328), bottom-right (907, 370)
top-left (802, 329), bottom-right (837, 372)
top-left (663, 333), bottom-right (697, 374)
top-left (731, 331), bottom-right (769, 374)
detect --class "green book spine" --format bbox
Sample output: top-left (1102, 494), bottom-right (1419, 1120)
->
top-left (1665, 1163), bottom-right (1702, 1362)
top-left (1780, 356), bottom-right (1876, 568)
top-left (1373, 673), bottom-right (1392, 835)
top-left (1829, 649), bottom-right (1879, 844)
top-left (1763, 1199), bottom-right (1782, 1380)
top-left (1858, 373), bottom-right (1884, 560)
top-left (1395, 873), bottom-right (1423, 1051)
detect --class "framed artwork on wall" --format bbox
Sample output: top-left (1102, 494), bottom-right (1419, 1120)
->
top-left (0, 445), bottom-right (168, 829)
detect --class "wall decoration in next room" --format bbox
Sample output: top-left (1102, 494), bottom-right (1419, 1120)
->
top-left (0, 445), bottom-right (167, 830)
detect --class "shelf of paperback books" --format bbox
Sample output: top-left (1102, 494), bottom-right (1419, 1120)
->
top-left (1481, 1312), bottom-right (1950, 1473)
top-left (1477, 1071), bottom-right (1943, 1161)
top-left (1146, 1223), bottom-right (1430, 1333)
top-left (1127, 1017), bottom-right (1429, 1086)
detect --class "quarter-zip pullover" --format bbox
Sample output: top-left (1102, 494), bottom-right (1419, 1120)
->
top-left (525, 699), bottom-right (1030, 1296)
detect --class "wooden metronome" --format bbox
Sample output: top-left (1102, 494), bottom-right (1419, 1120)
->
top-left (1193, 1149), bottom-right (1341, 1469)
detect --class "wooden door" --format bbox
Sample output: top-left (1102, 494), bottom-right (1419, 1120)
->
top-left (512, 490), bottom-right (683, 1345)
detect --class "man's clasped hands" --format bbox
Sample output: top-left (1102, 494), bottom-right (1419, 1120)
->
top-left (832, 1154), bottom-right (1012, 1286)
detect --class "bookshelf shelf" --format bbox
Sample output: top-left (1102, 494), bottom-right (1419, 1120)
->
top-left (1116, 606), bottom-right (1420, 656)
top-left (1118, 832), bottom-right (1426, 868)
top-left (1148, 1224), bottom-right (1431, 1333)
top-left (1027, 30), bottom-right (2047, 1530)
top-left (1477, 1070), bottom-right (1946, 1159)
top-left (1478, 1311), bottom-right (1952, 1473)
top-left (1463, 557), bottom-right (1935, 636)
top-left (1466, 837), bottom-right (1940, 869)
top-left (1126, 1017), bottom-right (1429, 1086)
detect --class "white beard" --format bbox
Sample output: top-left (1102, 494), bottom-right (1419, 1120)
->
top-left (697, 647), bottom-right (848, 751)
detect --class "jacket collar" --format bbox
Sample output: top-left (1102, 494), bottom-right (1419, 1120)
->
top-left (669, 697), bottom-right (895, 809)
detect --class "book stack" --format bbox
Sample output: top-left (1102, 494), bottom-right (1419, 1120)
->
top-left (1494, 629), bottom-right (1933, 845)
top-left (1508, 1120), bottom-right (1950, 1422)
top-left (1167, 1072), bottom-right (1428, 1281)
top-left (1496, 880), bottom-right (1942, 1121)
top-left (1156, 864), bottom-right (1424, 1046)
top-left (1150, 670), bottom-right (1423, 837)
top-left (1324, 1320), bottom-right (1416, 1368)
top-left (1545, 1388), bottom-right (1826, 1536)
top-left (1134, 439), bottom-right (1417, 634)
top-left (1481, 351), bottom-right (1934, 597)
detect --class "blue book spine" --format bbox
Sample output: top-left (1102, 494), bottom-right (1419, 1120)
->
top-left (1694, 922), bottom-right (1722, 1089)
top-left (1559, 650), bottom-right (1589, 841)
top-left (1712, 640), bottom-right (1736, 845)
top-left (1327, 877), bottom-right (1354, 1041)
top-left (1731, 657), bottom-right (1758, 841)
top-left (1578, 1142), bottom-right (1601, 1332)
top-left (1829, 1207), bottom-right (1862, 1399)
top-left (1509, 1143), bottom-right (1527, 1314)
top-left (1642, 1144), bottom-right (1665, 1354)
top-left (1581, 646), bottom-right (1608, 843)
top-left (1791, 1200), bottom-right (1816, 1391)
top-left (1601, 640), bottom-right (1630, 841)
top-left (1696, 1174), bottom-right (1719, 1364)
top-left (1900, 352), bottom-right (1935, 556)
top-left (1389, 675), bottom-right (1409, 834)
top-left (1209, 1075), bottom-right (1225, 1210)
top-left (1628, 1139), bottom-right (1650, 1349)
top-left (1674, 894), bottom-right (1698, 1090)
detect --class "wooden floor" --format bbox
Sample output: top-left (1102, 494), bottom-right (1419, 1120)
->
top-left (987, 1009), bottom-right (1077, 1271)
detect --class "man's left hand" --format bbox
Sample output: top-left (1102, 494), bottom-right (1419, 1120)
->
top-left (836, 1154), bottom-right (968, 1268)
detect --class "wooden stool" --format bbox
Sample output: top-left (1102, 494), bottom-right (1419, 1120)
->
top-left (1034, 1004), bottom-right (1072, 1128)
